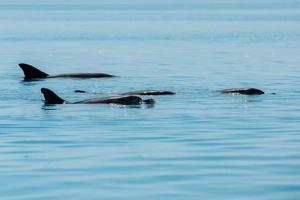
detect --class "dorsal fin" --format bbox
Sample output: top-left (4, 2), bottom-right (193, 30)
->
top-left (41, 88), bottom-right (66, 104)
top-left (74, 90), bottom-right (87, 93)
top-left (19, 63), bottom-right (49, 80)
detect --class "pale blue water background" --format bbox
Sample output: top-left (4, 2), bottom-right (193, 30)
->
top-left (1, 0), bottom-right (300, 199)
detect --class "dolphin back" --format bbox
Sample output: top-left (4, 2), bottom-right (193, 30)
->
top-left (19, 63), bottom-right (49, 80)
top-left (218, 88), bottom-right (265, 95)
top-left (77, 95), bottom-right (143, 105)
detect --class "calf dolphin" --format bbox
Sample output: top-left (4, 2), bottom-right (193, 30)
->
top-left (74, 89), bottom-right (176, 96)
top-left (218, 88), bottom-right (265, 95)
top-left (19, 63), bottom-right (116, 80)
top-left (41, 88), bottom-right (155, 105)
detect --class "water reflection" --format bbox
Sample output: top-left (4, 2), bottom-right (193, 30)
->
top-left (20, 78), bottom-right (46, 85)
top-left (42, 104), bottom-right (59, 111)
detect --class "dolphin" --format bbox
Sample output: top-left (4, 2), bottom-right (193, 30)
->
top-left (41, 88), bottom-right (155, 105)
top-left (74, 89), bottom-right (176, 95)
top-left (122, 90), bottom-right (175, 95)
top-left (218, 88), bottom-right (265, 95)
top-left (19, 63), bottom-right (116, 80)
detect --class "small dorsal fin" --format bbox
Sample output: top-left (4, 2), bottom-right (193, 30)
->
top-left (41, 88), bottom-right (66, 104)
top-left (19, 63), bottom-right (49, 80)
top-left (74, 90), bottom-right (87, 93)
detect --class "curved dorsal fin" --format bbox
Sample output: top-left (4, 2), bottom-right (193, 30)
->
top-left (19, 63), bottom-right (49, 80)
top-left (41, 88), bottom-right (66, 104)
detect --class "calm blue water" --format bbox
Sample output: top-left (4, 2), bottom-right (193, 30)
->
top-left (1, 0), bottom-right (300, 199)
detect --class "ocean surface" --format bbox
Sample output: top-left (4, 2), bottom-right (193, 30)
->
top-left (0, 0), bottom-right (300, 199)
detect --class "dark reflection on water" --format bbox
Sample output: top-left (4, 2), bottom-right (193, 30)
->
top-left (42, 104), bottom-right (58, 111)
top-left (20, 79), bottom-right (46, 85)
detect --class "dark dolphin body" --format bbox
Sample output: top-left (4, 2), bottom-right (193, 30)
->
top-left (122, 90), bottom-right (175, 96)
top-left (19, 63), bottom-right (116, 80)
top-left (218, 88), bottom-right (265, 95)
top-left (41, 88), bottom-right (155, 105)
top-left (74, 89), bottom-right (176, 96)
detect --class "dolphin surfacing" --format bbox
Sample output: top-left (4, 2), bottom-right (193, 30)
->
top-left (218, 88), bottom-right (265, 95)
top-left (19, 63), bottom-right (116, 80)
top-left (41, 88), bottom-right (154, 105)
top-left (121, 90), bottom-right (175, 96)
top-left (74, 89), bottom-right (176, 96)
